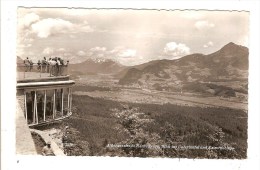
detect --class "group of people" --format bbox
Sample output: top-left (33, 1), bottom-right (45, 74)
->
top-left (24, 57), bottom-right (70, 76)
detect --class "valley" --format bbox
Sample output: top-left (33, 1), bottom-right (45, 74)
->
top-left (73, 83), bottom-right (247, 111)
top-left (37, 42), bottom-right (249, 158)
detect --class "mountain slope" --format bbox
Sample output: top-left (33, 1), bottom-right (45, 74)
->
top-left (119, 42), bottom-right (248, 96)
top-left (17, 56), bottom-right (24, 64)
top-left (114, 60), bottom-right (163, 79)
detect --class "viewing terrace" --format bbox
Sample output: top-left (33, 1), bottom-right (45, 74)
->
top-left (17, 64), bottom-right (70, 83)
top-left (16, 62), bottom-right (75, 127)
top-left (16, 61), bottom-right (75, 155)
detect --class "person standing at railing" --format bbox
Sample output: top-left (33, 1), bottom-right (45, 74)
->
top-left (42, 57), bottom-right (48, 72)
top-left (54, 57), bottom-right (58, 76)
top-left (60, 58), bottom-right (65, 75)
top-left (64, 60), bottom-right (69, 75)
top-left (49, 58), bottom-right (57, 76)
top-left (47, 58), bottom-right (52, 73)
top-left (24, 57), bottom-right (30, 72)
top-left (57, 58), bottom-right (61, 76)
top-left (66, 60), bottom-right (69, 66)
top-left (37, 60), bottom-right (41, 71)
top-left (29, 59), bottom-right (33, 71)
top-left (58, 58), bottom-right (64, 75)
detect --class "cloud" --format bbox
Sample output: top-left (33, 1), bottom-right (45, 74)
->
top-left (69, 34), bottom-right (76, 39)
top-left (17, 13), bottom-right (39, 47)
top-left (42, 47), bottom-right (54, 55)
top-left (30, 18), bottom-right (93, 38)
top-left (118, 49), bottom-right (136, 58)
top-left (195, 20), bottom-right (215, 30)
top-left (163, 42), bottom-right (190, 59)
top-left (31, 18), bottom-right (74, 38)
top-left (238, 35), bottom-right (249, 47)
top-left (76, 24), bottom-right (93, 33)
top-left (17, 48), bottom-right (25, 57)
top-left (203, 41), bottom-right (214, 48)
top-left (77, 50), bottom-right (86, 56)
top-left (84, 47), bottom-right (107, 59)
top-left (19, 13), bottom-right (40, 29)
top-left (57, 48), bottom-right (66, 52)
top-left (90, 47), bottom-right (107, 52)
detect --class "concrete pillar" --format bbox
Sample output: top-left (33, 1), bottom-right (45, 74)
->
top-left (44, 90), bottom-right (46, 121)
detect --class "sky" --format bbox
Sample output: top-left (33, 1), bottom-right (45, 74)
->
top-left (17, 8), bottom-right (249, 66)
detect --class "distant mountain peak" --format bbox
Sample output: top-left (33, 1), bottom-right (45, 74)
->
top-left (226, 42), bottom-right (236, 46)
top-left (213, 42), bottom-right (248, 58)
top-left (90, 58), bottom-right (110, 63)
top-left (70, 57), bottom-right (125, 75)
top-left (220, 42), bottom-right (245, 51)
top-left (86, 57), bottom-right (123, 65)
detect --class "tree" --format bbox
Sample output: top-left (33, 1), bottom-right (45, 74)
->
top-left (109, 105), bottom-right (164, 157)
top-left (206, 126), bottom-right (238, 159)
top-left (159, 122), bottom-right (187, 158)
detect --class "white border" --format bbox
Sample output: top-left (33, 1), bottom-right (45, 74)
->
top-left (1, 1), bottom-right (260, 170)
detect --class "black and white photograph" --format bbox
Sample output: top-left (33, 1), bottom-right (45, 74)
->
top-left (15, 7), bottom-right (251, 159)
top-left (12, 7), bottom-right (254, 159)
top-left (1, 0), bottom-right (260, 169)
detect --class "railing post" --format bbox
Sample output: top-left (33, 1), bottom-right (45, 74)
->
top-left (35, 94), bottom-right (38, 124)
top-left (33, 91), bottom-right (36, 124)
top-left (69, 88), bottom-right (72, 113)
top-left (24, 91), bottom-right (28, 123)
top-left (44, 90), bottom-right (46, 121)
top-left (49, 66), bottom-right (51, 77)
top-left (61, 88), bottom-right (64, 116)
top-left (24, 66), bottom-right (25, 79)
top-left (40, 64), bottom-right (42, 78)
top-left (53, 90), bottom-right (56, 119)
top-left (67, 88), bottom-right (70, 114)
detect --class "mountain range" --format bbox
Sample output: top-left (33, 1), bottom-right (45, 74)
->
top-left (119, 42), bottom-right (248, 84)
top-left (69, 58), bottom-right (126, 75)
top-left (118, 42), bottom-right (248, 97)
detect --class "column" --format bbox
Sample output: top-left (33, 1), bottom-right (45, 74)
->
top-left (61, 88), bottom-right (64, 116)
top-left (44, 90), bottom-right (46, 121)
top-left (33, 91), bottom-right (36, 124)
top-left (24, 91), bottom-right (28, 123)
top-left (53, 90), bottom-right (56, 119)
top-left (35, 91), bottom-right (38, 124)
top-left (67, 88), bottom-right (70, 114)
top-left (69, 88), bottom-right (72, 113)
